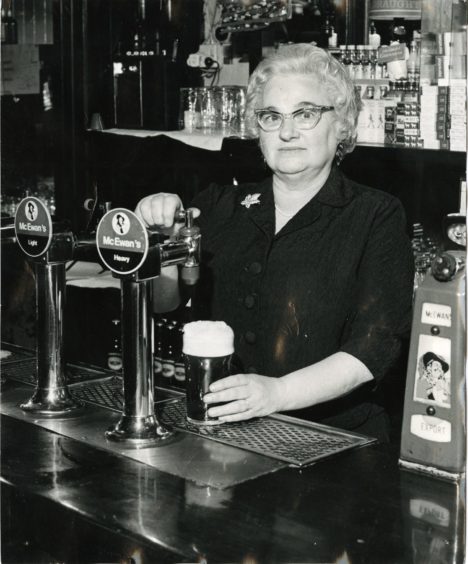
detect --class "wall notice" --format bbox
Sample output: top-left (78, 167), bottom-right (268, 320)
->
top-left (1, 45), bottom-right (40, 95)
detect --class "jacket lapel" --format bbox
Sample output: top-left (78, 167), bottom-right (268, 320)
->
top-left (241, 167), bottom-right (354, 239)
top-left (274, 166), bottom-right (354, 238)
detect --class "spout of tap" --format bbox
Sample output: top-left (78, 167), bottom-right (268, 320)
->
top-left (178, 208), bottom-right (201, 285)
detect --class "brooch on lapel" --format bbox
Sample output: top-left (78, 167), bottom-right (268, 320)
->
top-left (240, 193), bottom-right (261, 209)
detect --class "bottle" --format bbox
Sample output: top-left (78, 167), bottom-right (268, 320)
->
top-left (363, 85), bottom-right (375, 100)
top-left (131, 32), bottom-right (141, 56)
top-left (369, 48), bottom-right (378, 80)
top-left (1, 9), bottom-right (6, 44)
top-left (153, 318), bottom-right (164, 385)
top-left (407, 40), bottom-right (420, 83)
top-left (154, 30), bottom-right (161, 56)
top-left (6, 9), bottom-right (17, 44)
top-left (382, 62), bottom-right (388, 79)
top-left (328, 26), bottom-right (337, 48)
top-left (107, 319), bottom-right (123, 372)
top-left (387, 80), bottom-right (402, 102)
top-left (342, 45), bottom-right (352, 76)
top-left (379, 84), bottom-right (389, 99)
top-left (361, 46), bottom-right (371, 80)
top-left (369, 21), bottom-right (381, 49)
top-left (337, 44), bottom-right (346, 63)
top-left (320, 16), bottom-right (331, 48)
top-left (351, 45), bottom-right (361, 80)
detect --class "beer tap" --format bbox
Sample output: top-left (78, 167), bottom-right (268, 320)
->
top-left (13, 197), bottom-right (100, 416)
top-left (96, 206), bottom-right (200, 448)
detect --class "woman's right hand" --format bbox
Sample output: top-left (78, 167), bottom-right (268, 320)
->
top-left (135, 193), bottom-right (185, 228)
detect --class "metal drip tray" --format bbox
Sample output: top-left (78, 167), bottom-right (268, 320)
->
top-left (69, 378), bottom-right (376, 467)
top-left (3, 360), bottom-right (376, 467)
top-left (71, 376), bottom-right (124, 411)
top-left (2, 357), bottom-right (117, 386)
top-left (158, 399), bottom-right (375, 466)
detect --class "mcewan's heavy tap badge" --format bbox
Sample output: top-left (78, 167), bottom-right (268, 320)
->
top-left (14, 197), bottom-right (53, 257)
top-left (96, 208), bottom-right (148, 275)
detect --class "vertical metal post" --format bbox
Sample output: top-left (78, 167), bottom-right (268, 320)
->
top-left (20, 262), bottom-right (82, 415)
top-left (106, 278), bottom-right (174, 447)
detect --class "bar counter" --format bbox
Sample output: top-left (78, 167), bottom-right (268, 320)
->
top-left (1, 379), bottom-right (464, 563)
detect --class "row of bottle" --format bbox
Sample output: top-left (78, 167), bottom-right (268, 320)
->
top-left (1, 8), bottom-right (18, 44)
top-left (114, 0), bottom-right (179, 62)
top-left (336, 45), bottom-right (387, 81)
top-left (116, 30), bottom-right (179, 61)
top-left (107, 315), bottom-right (187, 389)
top-left (335, 41), bottom-right (420, 83)
top-left (153, 316), bottom-right (186, 388)
top-left (356, 80), bottom-right (420, 102)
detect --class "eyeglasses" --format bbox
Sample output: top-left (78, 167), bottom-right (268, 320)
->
top-left (255, 105), bottom-right (334, 132)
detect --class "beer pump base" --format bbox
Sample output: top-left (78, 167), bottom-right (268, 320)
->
top-left (20, 387), bottom-right (84, 417)
top-left (399, 458), bottom-right (465, 483)
top-left (105, 415), bottom-right (176, 449)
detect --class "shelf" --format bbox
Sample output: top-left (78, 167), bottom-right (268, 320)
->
top-left (90, 128), bottom-right (465, 155)
top-left (92, 128), bottom-right (226, 151)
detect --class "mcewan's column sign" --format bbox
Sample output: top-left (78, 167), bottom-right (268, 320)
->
top-left (14, 197), bottom-right (53, 257)
top-left (96, 208), bottom-right (149, 275)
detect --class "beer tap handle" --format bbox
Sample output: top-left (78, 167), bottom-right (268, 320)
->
top-left (83, 182), bottom-right (112, 236)
top-left (179, 208), bottom-right (201, 286)
top-left (174, 209), bottom-right (187, 223)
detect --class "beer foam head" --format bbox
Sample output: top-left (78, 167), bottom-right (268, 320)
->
top-left (183, 321), bottom-right (234, 357)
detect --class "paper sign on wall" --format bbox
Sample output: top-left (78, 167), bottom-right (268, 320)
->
top-left (1, 45), bottom-right (40, 95)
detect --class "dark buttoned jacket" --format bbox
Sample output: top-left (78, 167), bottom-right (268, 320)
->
top-left (190, 166), bottom-right (415, 435)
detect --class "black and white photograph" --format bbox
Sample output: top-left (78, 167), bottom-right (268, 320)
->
top-left (1, 0), bottom-right (466, 562)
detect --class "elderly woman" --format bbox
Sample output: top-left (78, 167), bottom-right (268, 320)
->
top-left (136, 44), bottom-right (414, 441)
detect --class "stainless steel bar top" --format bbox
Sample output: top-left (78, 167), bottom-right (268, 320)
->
top-left (1, 381), bottom-right (465, 563)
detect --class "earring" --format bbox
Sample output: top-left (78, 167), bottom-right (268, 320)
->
top-left (335, 142), bottom-right (344, 166)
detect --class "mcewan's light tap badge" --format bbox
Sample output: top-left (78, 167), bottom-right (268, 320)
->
top-left (96, 208), bottom-right (148, 275)
top-left (14, 197), bottom-right (53, 257)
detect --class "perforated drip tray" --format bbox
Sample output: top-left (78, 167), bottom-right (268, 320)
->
top-left (70, 377), bottom-right (376, 467)
top-left (3, 359), bottom-right (376, 467)
top-left (159, 399), bottom-right (376, 466)
top-left (1, 357), bottom-right (117, 386)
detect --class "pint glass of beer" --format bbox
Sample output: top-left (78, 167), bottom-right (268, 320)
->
top-left (183, 321), bottom-right (234, 425)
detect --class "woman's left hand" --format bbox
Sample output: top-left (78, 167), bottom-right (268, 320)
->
top-left (203, 373), bottom-right (284, 422)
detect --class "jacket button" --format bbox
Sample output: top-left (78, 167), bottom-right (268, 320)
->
top-left (247, 366), bottom-right (258, 374)
top-left (248, 262), bottom-right (262, 275)
top-left (244, 331), bottom-right (257, 344)
top-left (244, 295), bottom-right (256, 308)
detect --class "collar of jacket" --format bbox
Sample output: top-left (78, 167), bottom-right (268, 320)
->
top-left (243, 166), bottom-right (354, 237)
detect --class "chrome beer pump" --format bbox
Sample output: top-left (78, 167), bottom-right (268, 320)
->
top-left (400, 213), bottom-right (466, 481)
top-left (13, 197), bottom-right (99, 415)
top-left (96, 206), bottom-right (200, 447)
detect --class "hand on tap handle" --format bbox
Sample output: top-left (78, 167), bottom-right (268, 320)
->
top-left (135, 193), bottom-right (200, 229)
top-left (135, 193), bottom-right (201, 312)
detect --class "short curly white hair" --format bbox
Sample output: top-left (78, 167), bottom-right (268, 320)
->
top-left (246, 44), bottom-right (362, 159)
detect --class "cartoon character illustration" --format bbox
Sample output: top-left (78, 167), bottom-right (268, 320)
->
top-left (416, 351), bottom-right (451, 405)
